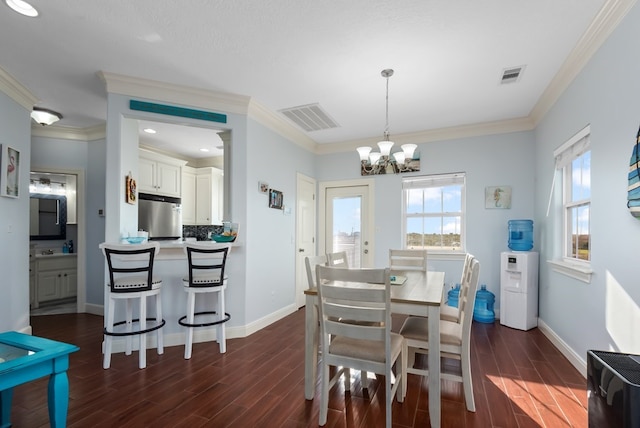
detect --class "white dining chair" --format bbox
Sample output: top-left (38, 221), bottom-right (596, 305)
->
top-left (99, 242), bottom-right (165, 369)
top-left (399, 258), bottom-right (480, 412)
top-left (440, 252), bottom-right (475, 322)
top-left (389, 249), bottom-right (428, 271)
top-left (326, 251), bottom-right (349, 268)
top-left (304, 254), bottom-right (328, 288)
top-left (315, 265), bottom-right (405, 427)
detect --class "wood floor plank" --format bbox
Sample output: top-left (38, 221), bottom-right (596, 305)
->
top-left (10, 310), bottom-right (588, 427)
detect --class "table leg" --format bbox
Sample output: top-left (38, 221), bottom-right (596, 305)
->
top-left (47, 368), bottom-right (70, 428)
top-left (428, 304), bottom-right (441, 428)
top-left (304, 293), bottom-right (318, 400)
top-left (1, 388), bottom-right (14, 428)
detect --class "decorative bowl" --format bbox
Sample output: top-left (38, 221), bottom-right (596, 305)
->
top-left (212, 234), bottom-right (235, 243)
top-left (125, 236), bottom-right (147, 244)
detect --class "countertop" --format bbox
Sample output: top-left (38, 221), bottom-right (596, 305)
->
top-left (34, 252), bottom-right (78, 259)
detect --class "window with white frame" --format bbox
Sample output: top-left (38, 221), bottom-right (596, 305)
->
top-left (554, 126), bottom-right (591, 263)
top-left (402, 173), bottom-right (465, 252)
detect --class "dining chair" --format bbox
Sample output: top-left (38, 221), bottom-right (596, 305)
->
top-left (179, 243), bottom-right (230, 359)
top-left (326, 251), bottom-right (349, 268)
top-left (304, 254), bottom-right (328, 288)
top-left (399, 258), bottom-right (480, 412)
top-left (389, 249), bottom-right (428, 271)
top-left (441, 252), bottom-right (475, 322)
top-left (315, 265), bottom-right (405, 427)
top-left (99, 242), bottom-right (165, 369)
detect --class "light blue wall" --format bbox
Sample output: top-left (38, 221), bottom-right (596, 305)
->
top-left (316, 131), bottom-right (536, 306)
top-left (0, 92), bottom-right (31, 333)
top-left (535, 1), bottom-right (640, 362)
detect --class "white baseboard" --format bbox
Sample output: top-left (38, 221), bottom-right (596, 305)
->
top-left (84, 303), bottom-right (104, 316)
top-left (537, 318), bottom-right (587, 378)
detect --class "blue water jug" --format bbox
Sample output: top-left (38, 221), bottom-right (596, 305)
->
top-left (508, 219), bottom-right (533, 251)
top-left (447, 284), bottom-right (461, 308)
top-left (473, 285), bottom-right (495, 323)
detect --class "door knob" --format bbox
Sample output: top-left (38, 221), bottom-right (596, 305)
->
top-left (298, 248), bottom-right (305, 252)
top-left (364, 249), bottom-right (368, 254)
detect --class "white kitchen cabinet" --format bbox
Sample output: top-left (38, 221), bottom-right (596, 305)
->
top-left (139, 150), bottom-right (186, 197)
top-left (29, 247), bottom-right (35, 308)
top-left (181, 166), bottom-right (197, 225)
top-left (35, 255), bottom-right (77, 305)
top-left (195, 167), bottom-right (223, 225)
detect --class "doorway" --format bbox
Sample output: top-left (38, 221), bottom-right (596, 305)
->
top-left (295, 173), bottom-right (316, 308)
top-left (319, 179), bottom-right (374, 268)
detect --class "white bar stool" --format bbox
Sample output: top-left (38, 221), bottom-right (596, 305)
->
top-left (99, 242), bottom-right (165, 369)
top-left (179, 243), bottom-right (230, 359)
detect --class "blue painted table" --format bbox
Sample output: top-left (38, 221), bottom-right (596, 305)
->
top-left (0, 331), bottom-right (79, 428)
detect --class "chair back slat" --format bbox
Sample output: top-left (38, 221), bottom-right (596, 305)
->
top-left (389, 249), bottom-right (427, 271)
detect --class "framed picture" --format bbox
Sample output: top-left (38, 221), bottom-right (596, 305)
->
top-left (1, 145), bottom-right (20, 198)
top-left (258, 181), bottom-right (269, 194)
top-left (269, 188), bottom-right (283, 210)
top-left (485, 186), bottom-right (512, 209)
top-left (125, 174), bottom-right (137, 204)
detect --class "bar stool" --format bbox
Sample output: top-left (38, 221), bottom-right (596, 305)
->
top-left (179, 243), bottom-right (231, 359)
top-left (99, 242), bottom-right (165, 369)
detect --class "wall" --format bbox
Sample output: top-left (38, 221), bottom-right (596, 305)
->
top-left (535, 1), bottom-right (640, 365)
top-left (0, 91), bottom-right (32, 333)
top-left (316, 131), bottom-right (536, 309)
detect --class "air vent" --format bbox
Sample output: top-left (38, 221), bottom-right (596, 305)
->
top-left (501, 66), bottom-right (525, 84)
top-left (279, 103), bottom-right (339, 132)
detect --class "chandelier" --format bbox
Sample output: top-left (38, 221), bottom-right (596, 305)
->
top-left (357, 69), bottom-right (419, 175)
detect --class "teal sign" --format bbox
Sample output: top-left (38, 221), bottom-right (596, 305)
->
top-left (129, 100), bottom-right (227, 124)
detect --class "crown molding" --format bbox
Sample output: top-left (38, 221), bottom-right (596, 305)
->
top-left (31, 123), bottom-right (106, 141)
top-left (316, 117), bottom-right (535, 155)
top-left (98, 71), bottom-right (251, 116)
top-left (0, 66), bottom-right (38, 110)
top-left (247, 99), bottom-right (316, 152)
top-left (530, 0), bottom-right (637, 124)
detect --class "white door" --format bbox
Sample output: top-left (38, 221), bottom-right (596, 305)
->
top-left (295, 173), bottom-right (316, 308)
top-left (320, 180), bottom-right (374, 268)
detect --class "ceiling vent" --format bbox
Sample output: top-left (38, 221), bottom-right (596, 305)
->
top-left (279, 103), bottom-right (339, 132)
top-left (500, 66), bottom-right (525, 84)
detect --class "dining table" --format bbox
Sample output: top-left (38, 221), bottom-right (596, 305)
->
top-left (304, 269), bottom-right (445, 428)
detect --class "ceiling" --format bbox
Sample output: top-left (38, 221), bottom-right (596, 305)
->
top-left (1, 0), bottom-right (620, 158)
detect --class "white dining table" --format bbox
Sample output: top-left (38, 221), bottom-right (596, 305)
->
top-left (304, 269), bottom-right (445, 428)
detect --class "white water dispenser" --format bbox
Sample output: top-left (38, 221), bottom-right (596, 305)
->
top-left (500, 251), bottom-right (539, 331)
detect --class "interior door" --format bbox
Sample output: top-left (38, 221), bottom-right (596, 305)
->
top-left (321, 182), bottom-right (373, 268)
top-left (295, 173), bottom-right (316, 308)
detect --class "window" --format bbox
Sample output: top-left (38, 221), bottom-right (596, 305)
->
top-left (402, 173), bottom-right (465, 252)
top-left (555, 125), bottom-right (591, 263)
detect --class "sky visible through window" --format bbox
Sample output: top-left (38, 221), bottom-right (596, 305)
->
top-left (333, 197), bottom-right (361, 235)
top-left (406, 186), bottom-right (462, 235)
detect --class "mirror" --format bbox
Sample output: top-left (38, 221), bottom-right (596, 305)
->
top-left (29, 193), bottom-right (67, 240)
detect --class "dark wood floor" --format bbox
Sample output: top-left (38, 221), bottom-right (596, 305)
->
top-left (11, 309), bottom-right (587, 427)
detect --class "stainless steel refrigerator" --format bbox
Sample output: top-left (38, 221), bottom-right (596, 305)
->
top-left (138, 193), bottom-right (182, 240)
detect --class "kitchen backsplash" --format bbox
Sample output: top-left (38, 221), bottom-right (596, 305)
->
top-left (182, 225), bottom-right (224, 241)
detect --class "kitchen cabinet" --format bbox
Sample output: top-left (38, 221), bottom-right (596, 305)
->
top-left (182, 166), bottom-right (223, 225)
top-left (35, 255), bottom-right (77, 306)
top-left (181, 166), bottom-right (197, 225)
top-left (29, 247), bottom-right (35, 308)
top-left (196, 167), bottom-right (223, 225)
top-left (139, 150), bottom-right (186, 197)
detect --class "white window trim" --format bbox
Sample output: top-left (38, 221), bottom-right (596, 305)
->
top-left (550, 124), bottom-right (592, 281)
top-left (547, 259), bottom-right (593, 283)
top-left (401, 172), bottom-right (466, 253)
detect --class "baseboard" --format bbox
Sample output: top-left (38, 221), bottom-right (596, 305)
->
top-left (84, 303), bottom-right (104, 316)
top-left (537, 318), bottom-right (587, 378)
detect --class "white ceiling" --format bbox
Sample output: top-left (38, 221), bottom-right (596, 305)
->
top-left (1, 0), bottom-right (620, 157)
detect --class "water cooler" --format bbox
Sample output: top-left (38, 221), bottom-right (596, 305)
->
top-left (500, 251), bottom-right (539, 331)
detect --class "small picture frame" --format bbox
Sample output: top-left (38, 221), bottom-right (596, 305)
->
top-left (268, 188), bottom-right (283, 210)
top-left (259, 181), bottom-right (269, 194)
top-left (1, 144), bottom-right (20, 198)
top-left (125, 174), bottom-right (137, 204)
top-left (485, 186), bottom-right (512, 209)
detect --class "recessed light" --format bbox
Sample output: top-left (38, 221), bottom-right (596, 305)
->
top-left (5, 0), bottom-right (38, 17)
top-left (199, 148), bottom-right (210, 152)
top-left (143, 128), bottom-right (156, 134)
